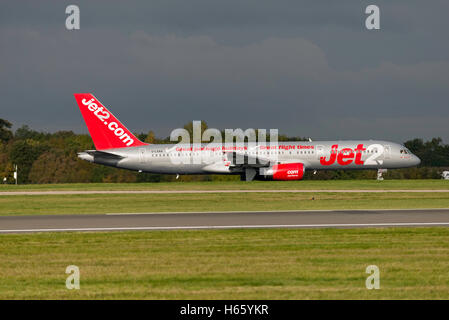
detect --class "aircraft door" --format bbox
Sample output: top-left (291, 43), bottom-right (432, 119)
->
top-left (384, 145), bottom-right (391, 159)
top-left (316, 145), bottom-right (324, 160)
top-left (139, 148), bottom-right (146, 163)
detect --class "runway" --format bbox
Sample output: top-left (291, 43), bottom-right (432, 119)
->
top-left (1, 208), bottom-right (449, 233)
top-left (1, 189), bottom-right (449, 196)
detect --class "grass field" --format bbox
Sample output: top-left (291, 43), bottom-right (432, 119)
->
top-left (0, 192), bottom-right (449, 216)
top-left (1, 227), bottom-right (449, 299)
top-left (0, 179), bottom-right (448, 192)
top-left (0, 179), bottom-right (448, 216)
top-left (1, 180), bottom-right (448, 300)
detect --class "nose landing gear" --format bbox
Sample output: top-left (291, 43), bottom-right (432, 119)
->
top-left (377, 169), bottom-right (387, 181)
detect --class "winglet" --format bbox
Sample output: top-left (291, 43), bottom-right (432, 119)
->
top-left (74, 93), bottom-right (148, 150)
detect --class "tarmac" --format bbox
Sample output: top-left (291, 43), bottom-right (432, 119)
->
top-left (1, 208), bottom-right (449, 233)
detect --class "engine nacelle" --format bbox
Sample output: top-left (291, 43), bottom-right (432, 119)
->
top-left (260, 163), bottom-right (305, 180)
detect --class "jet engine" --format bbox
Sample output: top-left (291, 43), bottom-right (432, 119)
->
top-left (259, 163), bottom-right (305, 180)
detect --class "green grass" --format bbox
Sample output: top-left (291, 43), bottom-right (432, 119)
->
top-left (0, 179), bottom-right (448, 192)
top-left (0, 192), bottom-right (449, 216)
top-left (1, 179), bottom-right (448, 216)
top-left (1, 228), bottom-right (449, 299)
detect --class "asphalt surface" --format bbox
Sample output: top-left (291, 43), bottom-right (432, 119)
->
top-left (1, 189), bottom-right (449, 195)
top-left (1, 208), bottom-right (449, 233)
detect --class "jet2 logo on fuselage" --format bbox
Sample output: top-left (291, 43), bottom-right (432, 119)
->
top-left (320, 144), bottom-right (384, 166)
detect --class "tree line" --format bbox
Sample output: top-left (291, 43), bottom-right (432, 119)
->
top-left (0, 118), bottom-right (448, 184)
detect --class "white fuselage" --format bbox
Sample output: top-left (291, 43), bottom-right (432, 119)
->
top-left (79, 140), bottom-right (421, 177)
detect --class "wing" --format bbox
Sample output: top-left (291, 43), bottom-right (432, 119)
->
top-left (77, 150), bottom-right (124, 166)
top-left (83, 150), bottom-right (124, 160)
top-left (223, 151), bottom-right (275, 168)
top-left (222, 151), bottom-right (307, 181)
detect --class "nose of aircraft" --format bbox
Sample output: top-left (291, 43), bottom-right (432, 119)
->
top-left (411, 154), bottom-right (421, 166)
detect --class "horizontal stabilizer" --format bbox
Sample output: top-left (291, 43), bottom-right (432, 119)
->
top-left (78, 150), bottom-right (124, 166)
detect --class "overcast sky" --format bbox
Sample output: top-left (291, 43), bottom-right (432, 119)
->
top-left (1, 0), bottom-right (448, 143)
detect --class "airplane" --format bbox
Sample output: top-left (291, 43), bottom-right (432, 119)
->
top-left (74, 93), bottom-right (421, 181)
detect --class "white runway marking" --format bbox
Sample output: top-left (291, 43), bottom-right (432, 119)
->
top-left (1, 222), bottom-right (449, 233)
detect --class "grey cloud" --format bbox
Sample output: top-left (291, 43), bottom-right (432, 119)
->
top-left (0, 1), bottom-right (448, 143)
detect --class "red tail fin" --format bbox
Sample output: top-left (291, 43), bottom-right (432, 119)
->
top-left (74, 93), bottom-right (148, 150)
